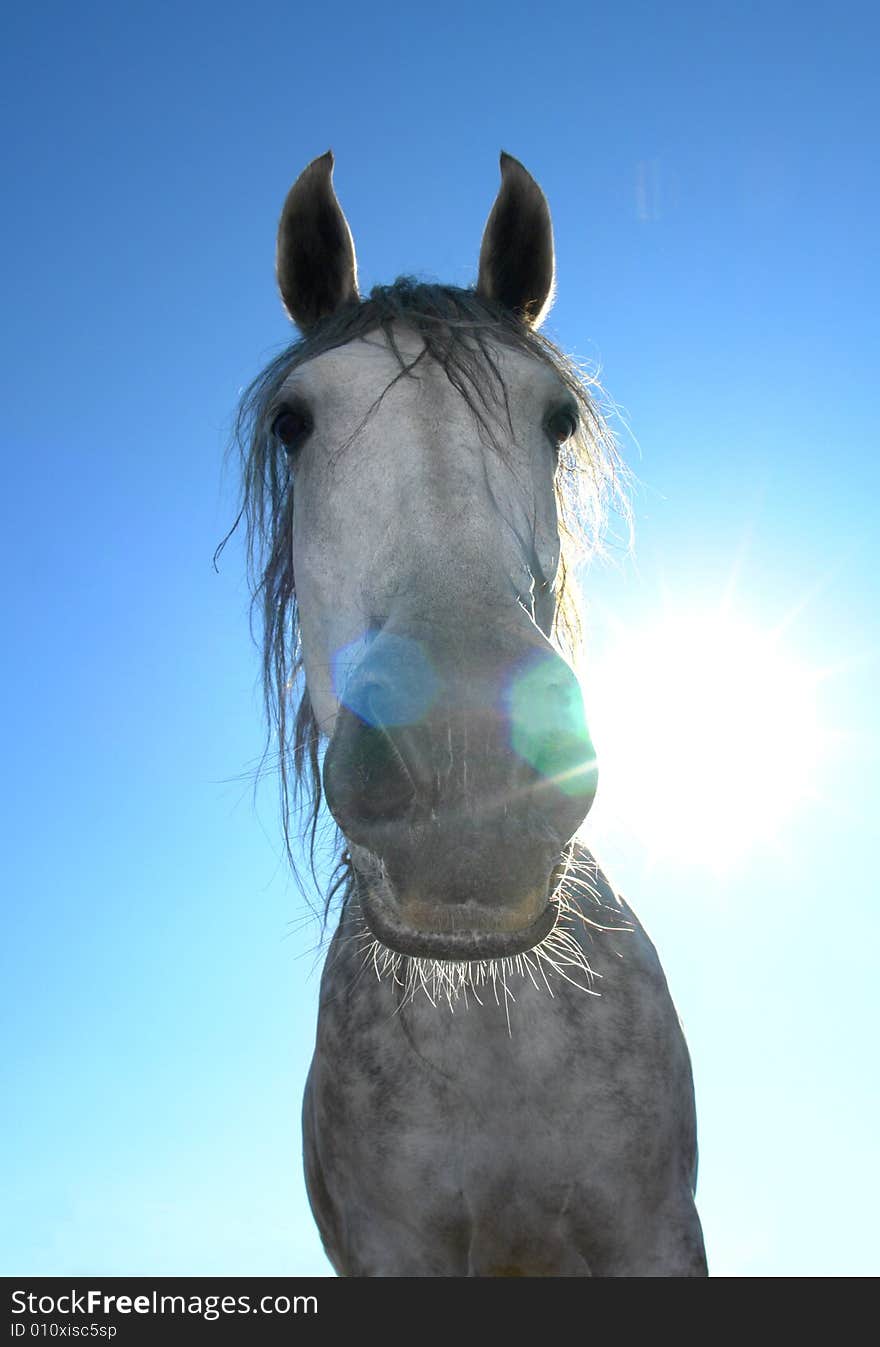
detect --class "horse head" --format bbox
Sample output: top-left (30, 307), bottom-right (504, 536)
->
top-left (254, 151), bottom-right (616, 962)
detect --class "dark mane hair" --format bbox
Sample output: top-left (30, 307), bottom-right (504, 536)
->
top-left (216, 278), bottom-right (628, 897)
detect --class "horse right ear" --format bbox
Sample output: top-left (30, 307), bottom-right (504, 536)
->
top-left (477, 152), bottom-right (556, 329)
top-left (276, 150), bottom-right (360, 332)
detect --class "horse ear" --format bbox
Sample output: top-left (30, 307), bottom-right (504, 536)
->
top-left (477, 152), bottom-right (556, 329)
top-left (276, 150), bottom-right (360, 331)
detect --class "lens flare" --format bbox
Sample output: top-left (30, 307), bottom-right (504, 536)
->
top-left (332, 632), bottom-right (440, 726)
top-left (506, 654), bottom-right (598, 799)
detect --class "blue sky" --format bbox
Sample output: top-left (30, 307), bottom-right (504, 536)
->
top-left (2, 0), bottom-right (877, 1276)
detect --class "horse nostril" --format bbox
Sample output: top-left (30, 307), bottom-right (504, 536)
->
top-left (355, 720), bottom-right (417, 822)
top-left (507, 658), bottom-right (598, 807)
top-left (532, 729), bottom-right (598, 802)
top-left (324, 707), bottom-right (418, 834)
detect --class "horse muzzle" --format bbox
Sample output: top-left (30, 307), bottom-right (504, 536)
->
top-left (322, 629), bottom-right (598, 961)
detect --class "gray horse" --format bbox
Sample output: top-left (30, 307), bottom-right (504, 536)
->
top-left (229, 151), bottom-right (707, 1276)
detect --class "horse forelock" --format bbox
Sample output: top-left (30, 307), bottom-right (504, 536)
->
top-left (216, 278), bottom-right (630, 905)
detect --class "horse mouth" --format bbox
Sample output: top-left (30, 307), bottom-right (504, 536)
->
top-left (351, 845), bottom-right (563, 962)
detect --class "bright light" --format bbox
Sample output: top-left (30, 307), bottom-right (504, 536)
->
top-left (584, 610), bottom-right (824, 869)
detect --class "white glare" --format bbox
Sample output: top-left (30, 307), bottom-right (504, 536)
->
top-left (585, 611), bottom-right (824, 869)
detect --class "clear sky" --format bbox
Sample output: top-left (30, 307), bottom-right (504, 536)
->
top-left (2, 0), bottom-right (877, 1277)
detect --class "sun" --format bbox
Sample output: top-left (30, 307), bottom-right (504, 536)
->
top-left (582, 608), bottom-right (825, 870)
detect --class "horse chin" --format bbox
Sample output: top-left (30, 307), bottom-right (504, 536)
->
top-left (349, 843), bottom-right (561, 963)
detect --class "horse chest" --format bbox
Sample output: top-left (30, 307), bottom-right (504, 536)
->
top-left (303, 904), bottom-right (703, 1275)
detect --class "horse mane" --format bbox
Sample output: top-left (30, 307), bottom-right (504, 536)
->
top-left (216, 277), bottom-right (629, 900)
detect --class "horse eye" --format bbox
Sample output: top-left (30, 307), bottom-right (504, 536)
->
top-left (272, 404), bottom-right (313, 452)
top-left (547, 406), bottom-right (579, 446)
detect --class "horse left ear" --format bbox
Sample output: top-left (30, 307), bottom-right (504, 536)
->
top-left (477, 152), bottom-right (556, 329)
top-left (276, 150), bottom-right (360, 331)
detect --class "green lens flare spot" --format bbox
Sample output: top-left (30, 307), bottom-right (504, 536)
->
top-left (508, 659), bottom-right (598, 799)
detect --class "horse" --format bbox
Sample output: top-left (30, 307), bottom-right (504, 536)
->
top-left (227, 150), bottom-right (707, 1276)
